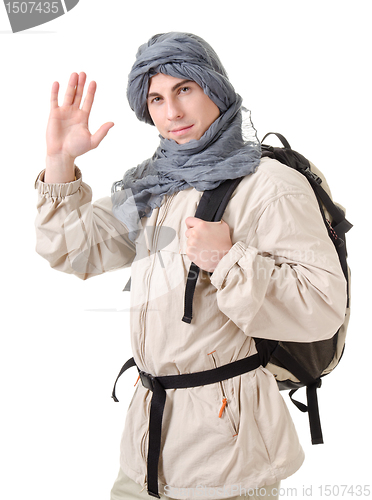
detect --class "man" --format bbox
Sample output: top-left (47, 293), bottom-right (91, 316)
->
top-left (35, 32), bottom-right (347, 499)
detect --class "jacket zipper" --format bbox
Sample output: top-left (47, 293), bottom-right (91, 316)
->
top-left (138, 191), bottom-right (175, 482)
top-left (139, 193), bottom-right (177, 364)
top-left (209, 352), bottom-right (239, 437)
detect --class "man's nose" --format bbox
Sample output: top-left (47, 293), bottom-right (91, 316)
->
top-left (166, 98), bottom-right (183, 121)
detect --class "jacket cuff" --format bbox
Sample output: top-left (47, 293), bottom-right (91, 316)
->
top-left (34, 166), bottom-right (82, 198)
top-left (211, 241), bottom-right (258, 290)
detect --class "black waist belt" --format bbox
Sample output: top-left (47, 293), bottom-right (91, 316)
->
top-left (111, 354), bottom-right (262, 498)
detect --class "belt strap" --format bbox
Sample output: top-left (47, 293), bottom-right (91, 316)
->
top-left (112, 354), bottom-right (261, 498)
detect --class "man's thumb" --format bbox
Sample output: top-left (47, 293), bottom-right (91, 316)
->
top-left (91, 122), bottom-right (114, 149)
top-left (185, 216), bottom-right (199, 229)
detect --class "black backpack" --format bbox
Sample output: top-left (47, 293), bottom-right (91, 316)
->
top-left (182, 132), bottom-right (352, 445)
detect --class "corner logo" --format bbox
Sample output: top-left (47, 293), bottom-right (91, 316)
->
top-left (3, 0), bottom-right (79, 33)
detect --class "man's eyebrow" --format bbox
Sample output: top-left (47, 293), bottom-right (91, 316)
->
top-left (171, 79), bottom-right (194, 92)
top-left (147, 79), bottom-right (194, 99)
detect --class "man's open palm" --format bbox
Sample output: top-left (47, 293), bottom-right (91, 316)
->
top-left (46, 72), bottom-right (114, 160)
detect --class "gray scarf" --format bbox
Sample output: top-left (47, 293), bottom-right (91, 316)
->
top-left (112, 33), bottom-right (261, 237)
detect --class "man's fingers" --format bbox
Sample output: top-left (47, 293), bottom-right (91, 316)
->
top-left (185, 218), bottom-right (226, 239)
top-left (185, 216), bottom-right (200, 229)
top-left (72, 72), bottom-right (87, 108)
top-left (91, 122), bottom-right (115, 149)
top-left (81, 80), bottom-right (97, 115)
top-left (50, 81), bottom-right (59, 110)
top-left (62, 72), bottom-right (79, 106)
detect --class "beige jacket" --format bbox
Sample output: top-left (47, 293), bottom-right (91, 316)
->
top-left (35, 157), bottom-right (347, 499)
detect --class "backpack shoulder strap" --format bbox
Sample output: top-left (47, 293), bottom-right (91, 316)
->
top-left (182, 177), bottom-right (244, 324)
top-left (194, 177), bottom-right (244, 222)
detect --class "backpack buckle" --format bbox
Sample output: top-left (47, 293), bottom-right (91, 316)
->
top-left (303, 167), bottom-right (322, 184)
top-left (139, 370), bottom-right (155, 392)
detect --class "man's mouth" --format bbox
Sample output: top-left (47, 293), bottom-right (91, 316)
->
top-left (169, 125), bottom-right (194, 136)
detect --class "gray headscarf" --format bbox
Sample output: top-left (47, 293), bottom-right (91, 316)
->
top-left (112, 32), bottom-right (261, 237)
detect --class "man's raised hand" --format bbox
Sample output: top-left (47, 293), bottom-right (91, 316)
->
top-left (45, 72), bottom-right (114, 183)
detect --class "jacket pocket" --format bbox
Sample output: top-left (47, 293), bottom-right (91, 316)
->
top-left (140, 394), bottom-right (152, 462)
top-left (208, 351), bottom-right (239, 437)
top-left (141, 427), bottom-right (149, 462)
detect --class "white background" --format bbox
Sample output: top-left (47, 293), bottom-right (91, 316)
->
top-left (1, 1), bottom-right (371, 499)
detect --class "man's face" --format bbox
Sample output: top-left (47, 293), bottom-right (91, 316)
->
top-left (147, 73), bottom-right (220, 144)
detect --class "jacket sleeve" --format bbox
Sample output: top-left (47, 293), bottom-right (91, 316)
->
top-left (34, 167), bottom-right (136, 280)
top-left (210, 191), bottom-right (347, 342)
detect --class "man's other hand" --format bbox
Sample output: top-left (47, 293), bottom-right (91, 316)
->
top-left (185, 217), bottom-right (233, 272)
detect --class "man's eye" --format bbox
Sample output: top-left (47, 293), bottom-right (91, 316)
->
top-left (180, 87), bottom-right (190, 93)
top-left (151, 97), bottom-right (161, 103)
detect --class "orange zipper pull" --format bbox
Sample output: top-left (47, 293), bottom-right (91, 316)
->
top-left (219, 397), bottom-right (227, 418)
top-left (134, 375), bottom-right (140, 387)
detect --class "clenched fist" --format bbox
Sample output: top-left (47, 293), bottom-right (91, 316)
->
top-left (185, 217), bottom-right (233, 272)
